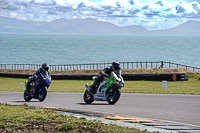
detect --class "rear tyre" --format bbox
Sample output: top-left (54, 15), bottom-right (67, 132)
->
top-left (24, 90), bottom-right (32, 101)
top-left (83, 90), bottom-right (94, 104)
top-left (107, 89), bottom-right (121, 105)
top-left (38, 87), bottom-right (47, 102)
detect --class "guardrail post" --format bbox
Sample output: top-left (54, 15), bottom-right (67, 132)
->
top-left (146, 62), bottom-right (147, 69)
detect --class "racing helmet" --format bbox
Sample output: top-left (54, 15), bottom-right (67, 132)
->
top-left (111, 62), bottom-right (121, 71)
top-left (41, 63), bottom-right (49, 71)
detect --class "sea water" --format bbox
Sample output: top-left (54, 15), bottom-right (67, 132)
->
top-left (0, 34), bottom-right (200, 68)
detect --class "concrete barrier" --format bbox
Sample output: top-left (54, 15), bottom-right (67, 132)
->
top-left (0, 73), bottom-right (188, 81)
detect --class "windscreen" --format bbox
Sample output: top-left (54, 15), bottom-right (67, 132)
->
top-left (114, 69), bottom-right (121, 77)
top-left (41, 71), bottom-right (49, 78)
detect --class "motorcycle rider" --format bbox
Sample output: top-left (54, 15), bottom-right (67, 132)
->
top-left (89, 62), bottom-right (121, 93)
top-left (26, 63), bottom-right (50, 92)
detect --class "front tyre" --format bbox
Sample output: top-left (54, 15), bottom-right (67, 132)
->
top-left (107, 89), bottom-right (121, 105)
top-left (83, 90), bottom-right (94, 104)
top-left (38, 87), bottom-right (47, 102)
top-left (24, 90), bottom-right (32, 101)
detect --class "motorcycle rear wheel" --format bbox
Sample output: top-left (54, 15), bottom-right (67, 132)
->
top-left (24, 90), bottom-right (32, 101)
top-left (83, 90), bottom-right (94, 104)
top-left (107, 89), bottom-right (121, 105)
top-left (38, 87), bottom-right (47, 102)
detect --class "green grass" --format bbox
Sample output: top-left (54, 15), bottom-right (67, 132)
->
top-left (123, 80), bottom-right (200, 94)
top-left (0, 73), bottom-right (200, 94)
top-left (0, 104), bottom-right (141, 133)
top-left (123, 73), bottom-right (200, 94)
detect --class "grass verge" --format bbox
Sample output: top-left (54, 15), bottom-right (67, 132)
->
top-left (0, 73), bottom-right (200, 94)
top-left (0, 104), bottom-right (141, 133)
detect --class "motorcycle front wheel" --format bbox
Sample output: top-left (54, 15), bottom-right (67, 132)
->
top-left (38, 87), bottom-right (47, 102)
top-left (83, 90), bottom-right (94, 104)
top-left (24, 90), bottom-right (32, 101)
top-left (107, 89), bottom-right (121, 105)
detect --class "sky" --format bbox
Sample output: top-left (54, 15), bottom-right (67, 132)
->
top-left (0, 0), bottom-right (200, 30)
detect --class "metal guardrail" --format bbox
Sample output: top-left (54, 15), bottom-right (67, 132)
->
top-left (0, 61), bottom-right (200, 72)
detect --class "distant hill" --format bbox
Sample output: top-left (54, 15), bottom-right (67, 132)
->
top-left (151, 21), bottom-right (200, 36)
top-left (0, 17), bottom-right (48, 34)
top-left (0, 16), bottom-right (200, 36)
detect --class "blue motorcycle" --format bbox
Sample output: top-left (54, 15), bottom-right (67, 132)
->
top-left (24, 71), bottom-right (51, 102)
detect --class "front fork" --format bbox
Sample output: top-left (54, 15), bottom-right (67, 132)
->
top-left (108, 88), bottom-right (114, 96)
top-left (25, 81), bottom-right (27, 90)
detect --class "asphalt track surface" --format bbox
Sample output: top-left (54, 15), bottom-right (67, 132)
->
top-left (1, 91), bottom-right (200, 127)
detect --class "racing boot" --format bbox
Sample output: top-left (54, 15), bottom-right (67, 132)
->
top-left (89, 78), bottom-right (99, 94)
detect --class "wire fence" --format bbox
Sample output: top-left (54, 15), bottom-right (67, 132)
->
top-left (0, 61), bottom-right (200, 72)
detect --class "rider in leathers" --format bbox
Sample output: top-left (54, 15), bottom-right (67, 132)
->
top-left (26, 63), bottom-right (50, 92)
top-left (90, 62), bottom-right (122, 93)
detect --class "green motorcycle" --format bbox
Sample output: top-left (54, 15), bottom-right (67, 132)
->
top-left (84, 72), bottom-right (124, 105)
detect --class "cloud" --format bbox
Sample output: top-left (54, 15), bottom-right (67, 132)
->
top-left (0, 0), bottom-right (200, 30)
